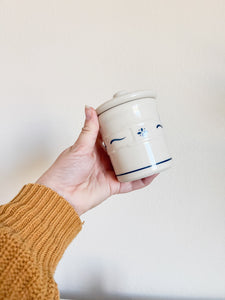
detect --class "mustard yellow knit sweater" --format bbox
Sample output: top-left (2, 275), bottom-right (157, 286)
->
top-left (0, 183), bottom-right (82, 299)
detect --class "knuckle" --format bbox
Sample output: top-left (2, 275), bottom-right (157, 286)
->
top-left (70, 143), bottom-right (87, 154)
top-left (82, 125), bottom-right (99, 136)
top-left (82, 126), bottom-right (91, 133)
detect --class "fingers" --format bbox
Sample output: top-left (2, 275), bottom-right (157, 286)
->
top-left (96, 131), bottom-right (107, 152)
top-left (133, 173), bottom-right (158, 190)
top-left (73, 106), bottom-right (99, 151)
top-left (118, 173), bottom-right (159, 194)
top-left (141, 173), bottom-right (159, 186)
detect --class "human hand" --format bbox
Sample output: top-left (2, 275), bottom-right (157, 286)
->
top-left (36, 106), bottom-right (158, 216)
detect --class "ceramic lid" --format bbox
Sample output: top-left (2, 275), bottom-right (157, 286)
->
top-left (96, 90), bottom-right (156, 115)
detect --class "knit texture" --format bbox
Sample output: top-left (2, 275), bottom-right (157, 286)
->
top-left (0, 183), bottom-right (82, 299)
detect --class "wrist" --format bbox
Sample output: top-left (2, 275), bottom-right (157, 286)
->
top-left (35, 176), bottom-right (83, 216)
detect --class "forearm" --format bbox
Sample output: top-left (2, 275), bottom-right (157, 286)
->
top-left (0, 184), bottom-right (82, 299)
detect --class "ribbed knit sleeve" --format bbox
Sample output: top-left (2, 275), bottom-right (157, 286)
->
top-left (0, 183), bottom-right (83, 299)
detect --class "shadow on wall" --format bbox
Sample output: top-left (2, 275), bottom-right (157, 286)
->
top-left (61, 295), bottom-right (223, 300)
top-left (60, 273), bottom-right (223, 300)
top-left (59, 244), bottom-right (224, 300)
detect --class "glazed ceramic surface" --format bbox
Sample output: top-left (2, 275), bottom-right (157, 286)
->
top-left (96, 91), bottom-right (172, 182)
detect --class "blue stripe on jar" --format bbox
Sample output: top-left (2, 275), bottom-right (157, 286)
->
top-left (116, 157), bottom-right (172, 176)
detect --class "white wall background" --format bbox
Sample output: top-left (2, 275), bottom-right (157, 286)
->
top-left (0, 0), bottom-right (225, 299)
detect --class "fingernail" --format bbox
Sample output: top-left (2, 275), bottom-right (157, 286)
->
top-left (85, 105), bottom-right (92, 120)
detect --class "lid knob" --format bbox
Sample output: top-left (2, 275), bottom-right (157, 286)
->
top-left (113, 90), bottom-right (128, 98)
top-left (96, 90), bottom-right (156, 115)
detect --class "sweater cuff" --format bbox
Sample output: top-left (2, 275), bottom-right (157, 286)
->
top-left (0, 183), bottom-right (82, 272)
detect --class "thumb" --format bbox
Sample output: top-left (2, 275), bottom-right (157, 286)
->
top-left (74, 105), bottom-right (99, 150)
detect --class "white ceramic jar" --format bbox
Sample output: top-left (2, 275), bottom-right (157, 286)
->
top-left (96, 90), bottom-right (172, 182)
